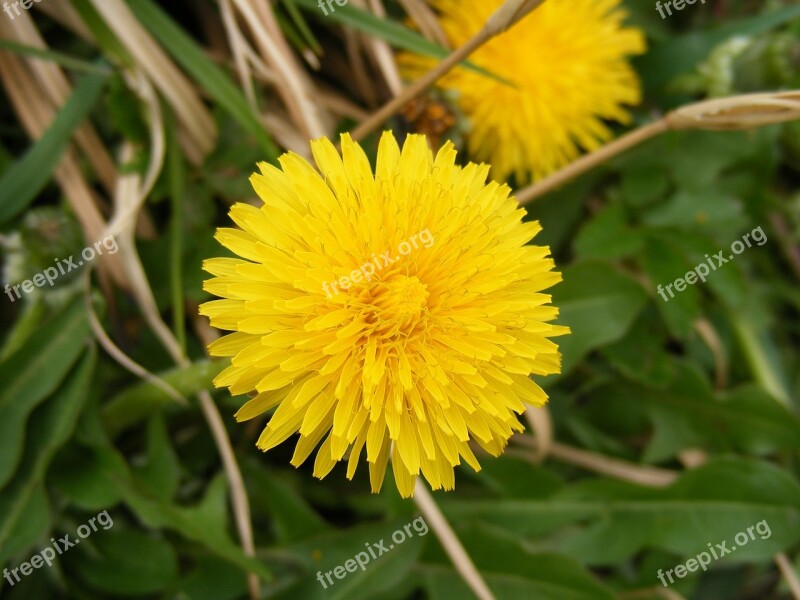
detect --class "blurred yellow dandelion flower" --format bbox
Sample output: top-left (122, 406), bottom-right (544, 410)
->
top-left (200, 131), bottom-right (569, 498)
top-left (398, 0), bottom-right (646, 183)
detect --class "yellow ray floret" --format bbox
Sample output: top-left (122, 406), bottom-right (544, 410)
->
top-left (200, 131), bottom-right (569, 498)
top-left (398, 0), bottom-right (646, 183)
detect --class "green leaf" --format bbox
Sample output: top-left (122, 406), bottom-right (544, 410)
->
top-left (246, 460), bottom-right (330, 543)
top-left (441, 458), bottom-right (800, 565)
top-left (619, 164), bottom-right (669, 208)
top-left (49, 444), bottom-right (124, 510)
top-left (730, 310), bottom-right (793, 408)
top-left (600, 310), bottom-right (674, 387)
top-left (176, 556), bottom-right (249, 600)
top-left (641, 234), bottom-right (702, 338)
top-left (0, 348), bottom-right (94, 562)
top-left (640, 363), bottom-right (800, 460)
top-left (128, 0), bottom-right (280, 161)
top-left (421, 527), bottom-right (616, 600)
top-left (134, 416), bottom-right (181, 502)
top-left (573, 204), bottom-right (643, 261)
top-left (468, 456), bottom-right (563, 500)
top-left (99, 447), bottom-right (273, 582)
top-left (271, 517), bottom-right (426, 600)
top-left (551, 261), bottom-right (649, 374)
top-left (120, 476), bottom-right (273, 582)
top-left (671, 231), bottom-right (750, 312)
top-left (166, 109), bottom-right (187, 353)
top-left (0, 486), bottom-right (51, 567)
top-left (0, 299), bottom-right (90, 487)
top-left (643, 189), bottom-right (746, 234)
top-left (0, 72), bottom-right (107, 224)
top-left (65, 529), bottom-right (179, 595)
top-left (102, 359), bottom-right (227, 437)
top-left (561, 459), bottom-right (800, 565)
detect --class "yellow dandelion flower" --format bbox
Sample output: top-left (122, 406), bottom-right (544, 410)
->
top-left (398, 0), bottom-right (646, 183)
top-left (200, 131), bottom-right (569, 498)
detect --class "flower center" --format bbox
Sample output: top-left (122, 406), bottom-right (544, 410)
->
top-left (371, 275), bottom-right (429, 332)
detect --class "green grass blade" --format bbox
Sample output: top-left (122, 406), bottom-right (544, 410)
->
top-left (293, 0), bottom-right (513, 86)
top-left (282, 0), bottom-right (322, 52)
top-left (166, 110), bottom-right (187, 353)
top-left (0, 40), bottom-right (111, 75)
top-left (71, 0), bottom-right (133, 67)
top-left (0, 71), bottom-right (107, 224)
top-left (128, 0), bottom-right (281, 161)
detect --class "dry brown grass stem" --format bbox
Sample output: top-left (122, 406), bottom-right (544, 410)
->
top-left (523, 404), bottom-right (553, 461)
top-left (516, 120), bottom-right (669, 204)
top-left (350, 0), bottom-right (547, 141)
top-left (88, 0), bottom-right (217, 163)
top-left (84, 276), bottom-right (188, 407)
top-left (0, 26), bottom-right (129, 287)
top-left (11, 12), bottom-right (117, 195)
top-left (398, 0), bottom-right (450, 48)
top-left (220, 0), bottom-right (258, 110)
top-left (775, 553), bottom-right (800, 600)
top-left (517, 91), bottom-right (800, 205)
top-left (103, 73), bottom-right (260, 597)
top-left (33, 0), bottom-right (93, 42)
top-left (413, 480), bottom-right (497, 600)
top-left (551, 441), bottom-right (678, 487)
top-left (693, 319), bottom-right (729, 390)
top-left (362, 0), bottom-right (404, 96)
top-left (343, 28), bottom-right (379, 108)
top-left (264, 111), bottom-right (316, 156)
top-left (231, 0), bottom-right (329, 140)
top-left (317, 86), bottom-right (370, 120)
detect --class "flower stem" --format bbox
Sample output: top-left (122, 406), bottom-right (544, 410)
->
top-left (516, 119), bottom-right (668, 205)
top-left (413, 479), bottom-right (496, 600)
top-left (350, 0), bottom-right (547, 142)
